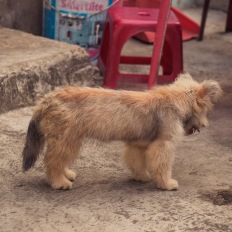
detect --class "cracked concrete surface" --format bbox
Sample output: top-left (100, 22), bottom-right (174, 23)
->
top-left (0, 7), bottom-right (232, 232)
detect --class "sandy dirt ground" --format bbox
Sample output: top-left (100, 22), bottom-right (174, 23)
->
top-left (0, 8), bottom-right (232, 232)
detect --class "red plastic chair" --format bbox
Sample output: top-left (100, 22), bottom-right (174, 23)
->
top-left (98, 0), bottom-right (183, 89)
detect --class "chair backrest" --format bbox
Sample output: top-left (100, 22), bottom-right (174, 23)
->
top-left (148, 0), bottom-right (172, 88)
top-left (135, 0), bottom-right (161, 8)
top-left (123, 0), bottom-right (160, 8)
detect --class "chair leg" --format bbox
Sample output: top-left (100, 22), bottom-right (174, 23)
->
top-left (160, 26), bottom-right (183, 84)
top-left (161, 41), bottom-right (172, 75)
top-left (103, 31), bottom-right (127, 89)
top-left (198, 0), bottom-right (211, 41)
top-left (226, 0), bottom-right (232, 32)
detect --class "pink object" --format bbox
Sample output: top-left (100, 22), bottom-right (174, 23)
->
top-left (98, 0), bottom-right (183, 89)
top-left (171, 6), bottom-right (200, 41)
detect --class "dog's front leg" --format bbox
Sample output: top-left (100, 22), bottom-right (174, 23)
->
top-left (123, 143), bottom-right (151, 182)
top-left (146, 139), bottom-right (178, 191)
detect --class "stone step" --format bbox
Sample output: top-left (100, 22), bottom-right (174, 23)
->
top-left (0, 27), bottom-right (102, 113)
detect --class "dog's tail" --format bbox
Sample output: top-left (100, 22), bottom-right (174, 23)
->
top-left (22, 116), bottom-right (44, 172)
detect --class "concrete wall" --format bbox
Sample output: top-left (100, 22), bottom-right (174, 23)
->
top-left (173, 0), bottom-right (229, 11)
top-left (0, 0), bottom-right (43, 35)
top-left (172, 0), bottom-right (195, 9)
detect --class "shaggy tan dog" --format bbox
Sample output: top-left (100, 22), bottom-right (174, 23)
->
top-left (22, 73), bottom-right (222, 190)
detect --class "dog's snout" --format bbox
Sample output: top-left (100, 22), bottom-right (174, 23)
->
top-left (201, 120), bottom-right (209, 127)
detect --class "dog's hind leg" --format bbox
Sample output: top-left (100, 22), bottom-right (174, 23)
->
top-left (123, 143), bottom-right (151, 182)
top-left (44, 138), bottom-right (82, 190)
top-left (146, 139), bottom-right (178, 191)
top-left (63, 139), bottom-right (83, 182)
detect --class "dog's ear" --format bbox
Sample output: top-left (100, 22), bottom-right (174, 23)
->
top-left (197, 80), bottom-right (223, 106)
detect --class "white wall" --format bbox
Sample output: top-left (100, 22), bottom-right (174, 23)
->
top-left (172, 0), bottom-right (195, 9)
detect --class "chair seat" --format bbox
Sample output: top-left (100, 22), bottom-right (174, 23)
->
top-left (109, 7), bottom-right (179, 24)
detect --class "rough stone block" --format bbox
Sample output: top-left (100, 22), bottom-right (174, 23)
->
top-left (0, 27), bottom-right (103, 113)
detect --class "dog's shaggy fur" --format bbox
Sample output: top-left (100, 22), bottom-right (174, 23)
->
top-left (22, 73), bottom-right (222, 190)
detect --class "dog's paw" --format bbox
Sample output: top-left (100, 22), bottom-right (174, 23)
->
top-left (51, 176), bottom-right (73, 190)
top-left (157, 179), bottom-right (179, 191)
top-left (64, 168), bottom-right (77, 181)
top-left (166, 179), bottom-right (179, 190)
